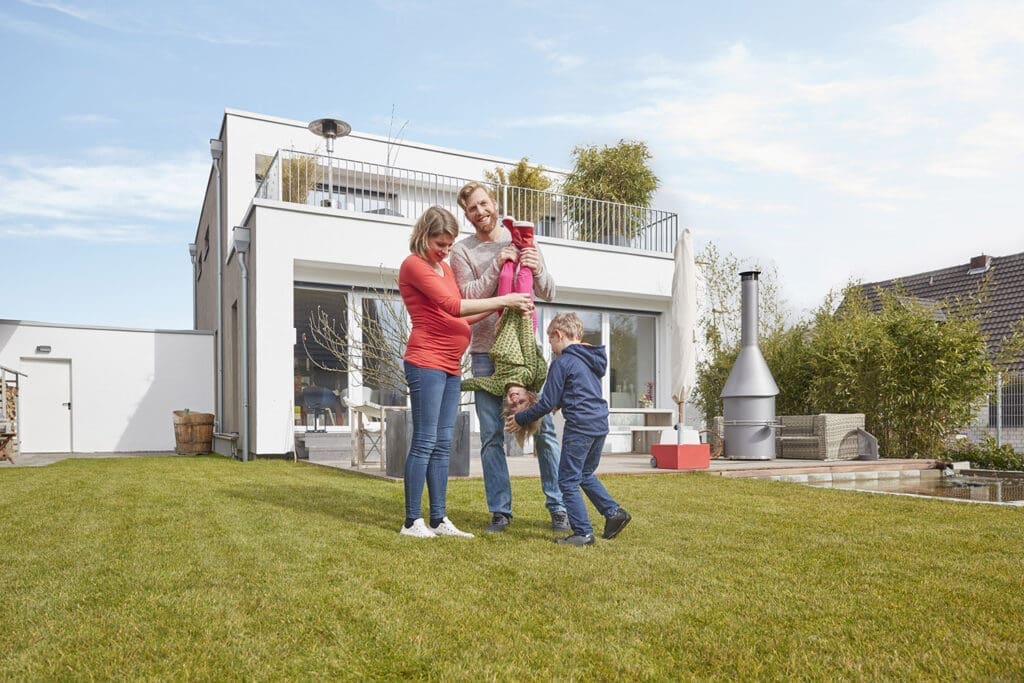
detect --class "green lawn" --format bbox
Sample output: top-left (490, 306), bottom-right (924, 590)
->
top-left (1, 456), bottom-right (1021, 680)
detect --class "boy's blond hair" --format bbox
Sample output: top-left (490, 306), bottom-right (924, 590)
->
top-left (502, 388), bottom-right (540, 449)
top-left (548, 312), bottom-right (584, 341)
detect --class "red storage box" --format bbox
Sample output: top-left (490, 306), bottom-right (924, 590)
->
top-left (650, 444), bottom-right (710, 470)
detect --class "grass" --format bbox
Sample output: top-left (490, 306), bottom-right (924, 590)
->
top-left (1, 456), bottom-right (1022, 680)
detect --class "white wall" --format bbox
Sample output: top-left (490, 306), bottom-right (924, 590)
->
top-left (0, 321), bottom-right (214, 452)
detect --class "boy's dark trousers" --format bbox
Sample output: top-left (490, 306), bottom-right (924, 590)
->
top-left (557, 429), bottom-right (619, 536)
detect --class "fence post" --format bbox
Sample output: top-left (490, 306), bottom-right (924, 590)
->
top-left (996, 371), bottom-right (1003, 447)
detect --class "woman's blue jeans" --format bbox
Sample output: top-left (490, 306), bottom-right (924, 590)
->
top-left (403, 361), bottom-right (461, 521)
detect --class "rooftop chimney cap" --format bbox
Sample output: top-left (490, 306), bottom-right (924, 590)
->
top-left (968, 254), bottom-right (992, 274)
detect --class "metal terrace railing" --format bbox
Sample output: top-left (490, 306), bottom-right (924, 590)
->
top-left (255, 150), bottom-right (679, 254)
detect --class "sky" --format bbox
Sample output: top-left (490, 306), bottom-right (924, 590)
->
top-left (1, 0), bottom-right (1022, 329)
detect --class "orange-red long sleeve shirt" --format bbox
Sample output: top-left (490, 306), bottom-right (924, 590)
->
top-left (399, 254), bottom-right (471, 376)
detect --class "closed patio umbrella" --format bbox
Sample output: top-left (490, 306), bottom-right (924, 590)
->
top-left (669, 228), bottom-right (698, 444)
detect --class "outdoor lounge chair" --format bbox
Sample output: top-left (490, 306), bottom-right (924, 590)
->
top-left (776, 413), bottom-right (866, 460)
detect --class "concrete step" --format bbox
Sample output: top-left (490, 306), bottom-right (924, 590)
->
top-left (716, 458), bottom-right (943, 481)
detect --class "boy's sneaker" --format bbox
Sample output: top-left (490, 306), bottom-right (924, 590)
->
top-left (484, 513), bottom-right (511, 533)
top-left (399, 518), bottom-right (437, 538)
top-left (602, 508), bottom-right (632, 539)
top-left (556, 533), bottom-right (595, 547)
top-left (430, 517), bottom-right (474, 538)
top-left (550, 510), bottom-right (571, 532)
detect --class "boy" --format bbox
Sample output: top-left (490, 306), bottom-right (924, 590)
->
top-left (505, 313), bottom-right (631, 546)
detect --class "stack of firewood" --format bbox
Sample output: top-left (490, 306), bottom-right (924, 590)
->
top-left (1, 384), bottom-right (16, 462)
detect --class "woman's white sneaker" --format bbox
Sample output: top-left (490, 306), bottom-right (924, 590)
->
top-left (430, 517), bottom-right (475, 538)
top-left (400, 518), bottom-right (437, 538)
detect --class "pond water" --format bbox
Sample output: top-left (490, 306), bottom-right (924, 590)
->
top-left (809, 474), bottom-right (1024, 505)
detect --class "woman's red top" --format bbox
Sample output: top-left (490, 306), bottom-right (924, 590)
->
top-left (399, 254), bottom-right (471, 376)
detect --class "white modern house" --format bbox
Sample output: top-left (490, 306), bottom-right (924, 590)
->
top-left (195, 109), bottom-right (683, 460)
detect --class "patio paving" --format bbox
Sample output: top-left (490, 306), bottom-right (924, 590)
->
top-left (3, 449), bottom-right (943, 482)
top-left (305, 450), bottom-right (943, 481)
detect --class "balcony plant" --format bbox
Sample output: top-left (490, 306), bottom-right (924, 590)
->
top-left (257, 150), bottom-right (321, 204)
top-left (484, 157), bottom-right (553, 224)
top-left (561, 140), bottom-right (659, 244)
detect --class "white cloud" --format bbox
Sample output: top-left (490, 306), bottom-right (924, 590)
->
top-left (528, 36), bottom-right (585, 72)
top-left (928, 111), bottom-right (1024, 178)
top-left (888, 0), bottom-right (1024, 97)
top-left (61, 113), bottom-right (119, 125)
top-left (0, 152), bottom-right (208, 241)
top-left (504, 1), bottom-right (1023, 207)
top-left (15, 0), bottom-right (281, 46)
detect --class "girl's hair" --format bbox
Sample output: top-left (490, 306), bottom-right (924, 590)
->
top-left (409, 206), bottom-right (459, 258)
top-left (502, 388), bottom-right (541, 449)
top-left (548, 312), bottom-right (584, 341)
top-left (457, 181), bottom-right (496, 211)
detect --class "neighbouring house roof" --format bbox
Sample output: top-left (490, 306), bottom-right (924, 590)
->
top-left (855, 251), bottom-right (1024, 369)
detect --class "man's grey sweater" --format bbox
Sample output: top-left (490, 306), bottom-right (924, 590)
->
top-left (450, 226), bottom-right (556, 354)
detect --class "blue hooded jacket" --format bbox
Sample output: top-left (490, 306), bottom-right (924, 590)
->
top-left (515, 343), bottom-right (609, 436)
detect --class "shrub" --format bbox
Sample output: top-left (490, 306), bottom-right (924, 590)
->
top-left (484, 158), bottom-right (553, 224)
top-left (946, 434), bottom-right (1024, 471)
top-left (562, 140), bottom-right (659, 243)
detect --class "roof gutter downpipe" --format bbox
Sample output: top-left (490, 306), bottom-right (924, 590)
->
top-left (210, 139), bottom-right (224, 433)
top-left (720, 270), bottom-right (779, 460)
top-left (233, 226), bottom-right (251, 463)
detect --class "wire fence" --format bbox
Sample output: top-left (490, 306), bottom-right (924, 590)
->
top-left (963, 370), bottom-right (1024, 452)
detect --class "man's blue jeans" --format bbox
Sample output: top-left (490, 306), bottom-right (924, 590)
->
top-left (558, 429), bottom-right (618, 536)
top-left (403, 361), bottom-right (461, 521)
top-left (472, 353), bottom-right (565, 517)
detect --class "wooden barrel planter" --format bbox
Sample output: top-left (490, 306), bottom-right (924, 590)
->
top-left (172, 410), bottom-right (215, 455)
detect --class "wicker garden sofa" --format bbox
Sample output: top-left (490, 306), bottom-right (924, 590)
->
top-left (776, 413), bottom-right (866, 460)
top-left (711, 413), bottom-right (869, 460)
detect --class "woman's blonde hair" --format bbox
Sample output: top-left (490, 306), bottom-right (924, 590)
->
top-left (409, 206), bottom-right (459, 258)
top-left (502, 388), bottom-right (541, 449)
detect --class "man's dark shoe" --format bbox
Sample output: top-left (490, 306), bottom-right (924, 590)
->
top-left (602, 508), bottom-right (632, 539)
top-left (484, 513), bottom-right (511, 533)
top-left (550, 510), bottom-right (571, 532)
top-left (556, 533), bottom-right (595, 547)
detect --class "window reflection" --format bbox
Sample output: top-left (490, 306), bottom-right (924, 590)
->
top-left (361, 296), bottom-right (409, 407)
top-left (294, 286), bottom-right (347, 427)
top-left (610, 313), bottom-right (656, 408)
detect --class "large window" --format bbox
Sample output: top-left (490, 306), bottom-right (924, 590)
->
top-left (360, 296), bottom-right (409, 407)
top-left (609, 313), bottom-right (656, 409)
top-left (294, 285), bottom-right (409, 429)
top-left (295, 288), bottom-right (660, 428)
top-left (543, 306), bottom-right (657, 409)
top-left (294, 287), bottom-right (348, 427)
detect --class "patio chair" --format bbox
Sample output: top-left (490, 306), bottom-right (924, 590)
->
top-left (301, 386), bottom-right (337, 432)
top-left (342, 388), bottom-right (406, 470)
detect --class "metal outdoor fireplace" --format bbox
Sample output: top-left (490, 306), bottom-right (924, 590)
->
top-left (720, 270), bottom-right (780, 460)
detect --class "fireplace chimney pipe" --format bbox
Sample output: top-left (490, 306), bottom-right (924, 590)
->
top-left (720, 270), bottom-right (779, 460)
